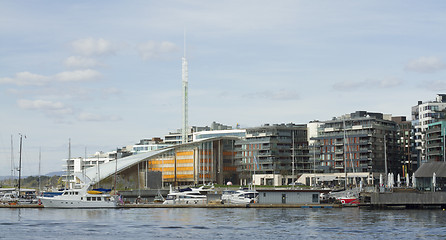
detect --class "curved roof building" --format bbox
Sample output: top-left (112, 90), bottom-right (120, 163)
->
top-left (75, 136), bottom-right (240, 189)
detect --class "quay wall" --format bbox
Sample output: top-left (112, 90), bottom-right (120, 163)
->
top-left (371, 192), bottom-right (446, 206)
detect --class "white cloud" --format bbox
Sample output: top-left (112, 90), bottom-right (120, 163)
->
top-left (405, 56), bottom-right (446, 73)
top-left (64, 56), bottom-right (103, 68)
top-left (78, 112), bottom-right (122, 122)
top-left (333, 77), bottom-right (403, 91)
top-left (1, 70), bottom-right (101, 86)
top-left (332, 81), bottom-right (363, 91)
top-left (137, 41), bottom-right (178, 60)
top-left (0, 72), bottom-right (50, 86)
top-left (244, 89), bottom-right (300, 101)
top-left (102, 87), bottom-right (121, 95)
top-left (54, 69), bottom-right (102, 82)
top-left (17, 99), bottom-right (74, 117)
top-left (71, 38), bottom-right (116, 56)
top-left (18, 99), bottom-right (65, 110)
top-left (422, 80), bottom-right (446, 91)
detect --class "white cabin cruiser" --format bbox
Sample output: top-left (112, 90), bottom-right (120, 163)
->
top-left (38, 185), bottom-right (118, 208)
top-left (163, 186), bottom-right (212, 205)
top-left (222, 188), bottom-right (258, 204)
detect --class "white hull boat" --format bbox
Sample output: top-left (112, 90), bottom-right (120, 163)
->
top-left (163, 186), bottom-right (210, 205)
top-left (222, 188), bottom-right (258, 204)
top-left (38, 186), bottom-right (118, 208)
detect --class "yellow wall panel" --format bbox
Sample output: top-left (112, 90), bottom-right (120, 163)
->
top-left (176, 151), bottom-right (194, 156)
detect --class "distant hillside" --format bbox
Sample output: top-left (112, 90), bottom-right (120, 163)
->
top-left (0, 176), bottom-right (17, 181)
top-left (0, 171), bottom-right (62, 181)
top-left (45, 171), bottom-right (64, 176)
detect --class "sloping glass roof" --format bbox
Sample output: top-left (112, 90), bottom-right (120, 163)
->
top-left (75, 147), bottom-right (172, 184)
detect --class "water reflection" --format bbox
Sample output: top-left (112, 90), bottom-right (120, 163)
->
top-left (1, 208), bottom-right (446, 239)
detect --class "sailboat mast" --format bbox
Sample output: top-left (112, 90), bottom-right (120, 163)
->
top-left (66, 139), bottom-right (71, 190)
top-left (18, 134), bottom-right (23, 196)
top-left (38, 148), bottom-right (41, 194)
top-left (384, 135), bottom-right (387, 178)
top-left (10, 135), bottom-right (14, 187)
top-left (343, 120), bottom-right (347, 190)
top-left (114, 148), bottom-right (118, 193)
top-left (292, 130), bottom-right (295, 185)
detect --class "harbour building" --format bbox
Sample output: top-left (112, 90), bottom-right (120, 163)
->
top-left (311, 111), bottom-right (400, 185)
top-left (412, 94), bottom-right (446, 165)
top-left (234, 123), bottom-right (309, 186)
top-left (76, 137), bottom-right (239, 189)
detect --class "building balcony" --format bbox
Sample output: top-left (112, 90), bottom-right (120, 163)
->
top-left (427, 142), bottom-right (444, 148)
top-left (427, 150), bottom-right (443, 156)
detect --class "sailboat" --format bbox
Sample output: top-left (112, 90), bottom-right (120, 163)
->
top-left (335, 120), bottom-right (360, 205)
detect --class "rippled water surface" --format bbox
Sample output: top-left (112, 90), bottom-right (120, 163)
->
top-left (1, 207), bottom-right (446, 239)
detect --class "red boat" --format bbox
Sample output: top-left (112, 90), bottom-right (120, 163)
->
top-left (339, 197), bottom-right (359, 205)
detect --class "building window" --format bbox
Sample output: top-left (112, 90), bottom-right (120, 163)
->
top-left (312, 194), bottom-right (319, 203)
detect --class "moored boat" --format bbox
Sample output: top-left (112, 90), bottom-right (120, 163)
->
top-left (222, 188), bottom-right (258, 204)
top-left (38, 185), bottom-right (118, 208)
top-left (162, 185), bottom-right (210, 205)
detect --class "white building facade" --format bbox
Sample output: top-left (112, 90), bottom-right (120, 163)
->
top-left (412, 94), bottom-right (446, 164)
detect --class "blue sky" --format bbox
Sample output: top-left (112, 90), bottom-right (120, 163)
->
top-left (1, 1), bottom-right (446, 176)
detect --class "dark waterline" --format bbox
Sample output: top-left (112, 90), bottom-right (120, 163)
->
top-left (1, 208), bottom-right (445, 239)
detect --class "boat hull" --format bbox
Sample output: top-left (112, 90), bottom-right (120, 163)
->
top-left (339, 198), bottom-right (359, 205)
top-left (38, 197), bottom-right (117, 208)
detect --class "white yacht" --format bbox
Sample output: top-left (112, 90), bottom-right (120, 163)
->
top-left (222, 188), bottom-right (258, 204)
top-left (38, 185), bottom-right (118, 208)
top-left (162, 186), bottom-right (211, 205)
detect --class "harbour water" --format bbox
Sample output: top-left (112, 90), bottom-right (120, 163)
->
top-left (1, 208), bottom-right (446, 239)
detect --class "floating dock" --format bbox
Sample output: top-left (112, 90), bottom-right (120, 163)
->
top-left (367, 189), bottom-right (446, 209)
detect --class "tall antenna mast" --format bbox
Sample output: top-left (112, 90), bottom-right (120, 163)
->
top-left (182, 30), bottom-right (189, 144)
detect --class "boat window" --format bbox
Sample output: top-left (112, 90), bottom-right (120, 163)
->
top-left (81, 197), bottom-right (83, 200)
top-left (75, 192), bottom-right (78, 195)
top-left (87, 197), bottom-right (91, 201)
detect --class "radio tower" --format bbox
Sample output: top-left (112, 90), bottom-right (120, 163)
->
top-left (182, 31), bottom-right (188, 144)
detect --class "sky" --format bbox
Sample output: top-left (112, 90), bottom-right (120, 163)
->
top-left (1, 1), bottom-right (446, 176)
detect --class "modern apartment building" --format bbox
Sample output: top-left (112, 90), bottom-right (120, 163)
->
top-left (392, 116), bottom-right (414, 174)
top-left (131, 137), bottom-right (172, 154)
top-left (412, 94), bottom-right (446, 164)
top-left (307, 121), bottom-right (323, 174)
top-left (234, 123), bottom-right (309, 185)
top-left (426, 121), bottom-right (446, 162)
top-left (164, 122), bottom-right (233, 144)
top-left (314, 111), bottom-right (400, 175)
